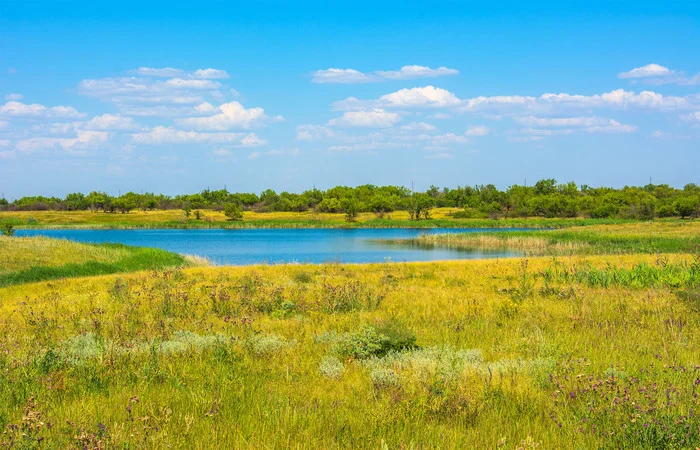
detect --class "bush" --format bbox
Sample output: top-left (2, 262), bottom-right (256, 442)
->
top-left (0, 222), bottom-right (15, 236)
top-left (335, 321), bottom-right (417, 360)
top-left (224, 203), bottom-right (243, 221)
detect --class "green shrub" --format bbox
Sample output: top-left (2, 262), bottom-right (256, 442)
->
top-left (335, 321), bottom-right (416, 360)
top-left (0, 222), bottom-right (14, 236)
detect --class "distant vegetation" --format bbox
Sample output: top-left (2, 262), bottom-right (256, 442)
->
top-left (2, 179), bottom-right (699, 220)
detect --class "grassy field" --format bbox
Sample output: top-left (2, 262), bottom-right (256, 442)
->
top-left (385, 220), bottom-right (700, 256)
top-left (0, 254), bottom-right (698, 446)
top-left (0, 236), bottom-right (201, 288)
top-left (1, 208), bottom-right (635, 229)
top-left (0, 222), bottom-right (698, 448)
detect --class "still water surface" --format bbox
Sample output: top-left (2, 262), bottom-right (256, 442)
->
top-left (17, 228), bottom-right (527, 265)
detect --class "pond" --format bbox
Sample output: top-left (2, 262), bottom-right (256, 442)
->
top-left (16, 228), bottom-right (529, 265)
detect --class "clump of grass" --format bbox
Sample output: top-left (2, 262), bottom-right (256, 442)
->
top-left (244, 333), bottom-right (291, 356)
top-left (318, 356), bottom-right (345, 379)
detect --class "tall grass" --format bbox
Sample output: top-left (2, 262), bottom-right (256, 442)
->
top-left (0, 254), bottom-right (698, 447)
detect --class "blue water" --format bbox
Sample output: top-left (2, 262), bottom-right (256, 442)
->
top-left (16, 228), bottom-right (528, 265)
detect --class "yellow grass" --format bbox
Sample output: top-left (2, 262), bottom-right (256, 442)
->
top-left (0, 236), bottom-right (134, 274)
top-left (0, 253), bottom-right (697, 448)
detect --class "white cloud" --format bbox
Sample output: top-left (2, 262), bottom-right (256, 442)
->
top-left (248, 151), bottom-right (261, 160)
top-left (312, 65), bottom-right (458, 84)
top-left (0, 101), bottom-right (85, 119)
top-left (681, 111), bottom-right (700, 123)
top-left (328, 109), bottom-right (400, 128)
top-left (400, 122), bottom-right (437, 131)
top-left (15, 130), bottom-right (108, 154)
top-left (132, 126), bottom-right (252, 145)
top-left (584, 119), bottom-right (637, 133)
top-left (176, 101), bottom-right (269, 130)
top-left (431, 133), bottom-right (467, 145)
top-left (163, 78), bottom-right (221, 89)
top-left (465, 125), bottom-right (490, 136)
top-left (618, 64), bottom-right (674, 79)
top-left (5, 93), bottom-right (23, 101)
top-left (379, 86), bottom-right (461, 108)
top-left (336, 86), bottom-right (698, 114)
top-left (195, 102), bottom-right (219, 114)
top-left (131, 127), bottom-right (267, 147)
top-left (296, 124), bottom-right (335, 141)
top-left (192, 68), bottom-right (230, 79)
top-left (514, 116), bottom-right (609, 127)
top-left (77, 75), bottom-right (232, 117)
top-left (425, 152), bottom-right (451, 159)
top-left (85, 114), bottom-right (139, 131)
top-left (312, 68), bottom-right (374, 84)
top-left (133, 67), bottom-right (184, 77)
top-left (240, 133), bottom-right (267, 147)
top-left (376, 65), bottom-right (459, 80)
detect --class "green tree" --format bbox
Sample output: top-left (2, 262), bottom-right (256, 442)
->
top-left (0, 221), bottom-right (14, 236)
top-left (224, 203), bottom-right (243, 221)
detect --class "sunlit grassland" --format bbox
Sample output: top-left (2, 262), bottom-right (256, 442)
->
top-left (0, 236), bottom-right (200, 287)
top-left (0, 254), bottom-right (698, 448)
top-left (387, 220), bottom-right (700, 256)
top-left (1, 208), bottom-right (634, 229)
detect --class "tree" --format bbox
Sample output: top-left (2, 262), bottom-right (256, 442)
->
top-left (675, 197), bottom-right (699, 219)
top-left (224, 203), bottom-right (243, 221)
top-left (0, 221), bottom-right (14, 236)
top-left (183, 205), bottom-right (192, 219)
top-left (341, 197), bottom-right (359, 222)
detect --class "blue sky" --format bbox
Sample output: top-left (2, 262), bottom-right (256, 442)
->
top-left (1, 0), bottom-right (699, 199)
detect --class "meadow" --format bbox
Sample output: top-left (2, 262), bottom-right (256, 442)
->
top-left (0, 221), bottom-right (698, 448)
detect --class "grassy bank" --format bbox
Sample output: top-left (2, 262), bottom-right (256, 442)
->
top-left (0, 236), bottom-right (200, 288)
top-left (0, 255), bottom-right (698, 448)
top-left (1, 208), bottom-right (637, 229)
top-left (383, 220), bottom-right (700, 256)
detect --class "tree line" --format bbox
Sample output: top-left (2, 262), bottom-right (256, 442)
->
top-left (1, 180), bottom-right (699, 220)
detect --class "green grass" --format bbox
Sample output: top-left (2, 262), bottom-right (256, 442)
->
top-left (0, 238), bottom-right (192, 288)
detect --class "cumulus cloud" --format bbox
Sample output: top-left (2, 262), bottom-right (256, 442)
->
top-left (5, 93), bottom-right (23, 101)
top-left (379, 86), bottom-right (461, 108)
top-left (312, 65), bottom-right (459, 84)
top-left (192, 68), bottom-right (231, 79)
top-left (0, 101), bottom-right (85, 119)
top-left (176, 101), bottom-right (269, 130)
top-left (618, 64), bottom-right (674, 79)
top-left (328, 109), bottom-right (400, 128)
